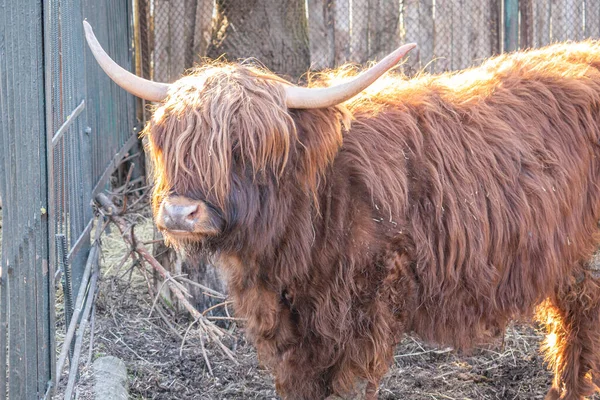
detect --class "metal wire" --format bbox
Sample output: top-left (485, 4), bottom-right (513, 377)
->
top-left (145, 0), bottom-right (600, 81)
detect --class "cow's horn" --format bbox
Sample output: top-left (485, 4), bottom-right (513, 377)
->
top-left (285, 43), bottom-right (416, 109)
top-left (83, 21), bottom-right (170, 102)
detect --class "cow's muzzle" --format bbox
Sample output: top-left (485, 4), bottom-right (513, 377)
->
top-left (156, 196), bottom-right (222, 239)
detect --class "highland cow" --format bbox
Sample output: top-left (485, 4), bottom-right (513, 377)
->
top-left (85, 20), bottom-right (600, 400)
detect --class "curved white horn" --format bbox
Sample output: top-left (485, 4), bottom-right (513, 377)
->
top-left (285, 43), bottom-right (416, 109)
top-left (83, 21), bottom-right (170, 102)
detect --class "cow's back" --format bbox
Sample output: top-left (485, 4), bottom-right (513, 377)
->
top-left (337, 41), bottom-right (600, 349)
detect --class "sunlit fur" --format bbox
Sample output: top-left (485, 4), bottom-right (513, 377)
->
top-left (145, 42), bottom-right (600, 399)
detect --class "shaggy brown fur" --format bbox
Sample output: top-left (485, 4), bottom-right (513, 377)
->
top-left (145, 42), bottom-right (600, 399)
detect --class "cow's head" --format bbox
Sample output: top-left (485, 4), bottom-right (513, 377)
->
top-left (83, 21), bottom-right (415, 250)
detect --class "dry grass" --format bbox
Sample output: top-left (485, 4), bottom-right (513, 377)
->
top-left (383, 325), bottom-right (554, 400)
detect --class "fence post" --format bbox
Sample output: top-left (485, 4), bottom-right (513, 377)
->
top-left (519, 0), bottom-right (533, 49)
top-left (504, 0), bottom-right (519, 51)
top-left (0, 0), bottom-right (53, 398)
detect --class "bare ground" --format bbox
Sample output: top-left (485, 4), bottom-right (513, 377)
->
top-left (52, 211), bottom-right (599, 400)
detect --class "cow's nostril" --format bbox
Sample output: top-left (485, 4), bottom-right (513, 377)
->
top-left (161, 201), bottom-right (201, 232)
top-left (185, 206), bottom-right (200, 221)
top-left (164, 202), bottom-right (199, 221)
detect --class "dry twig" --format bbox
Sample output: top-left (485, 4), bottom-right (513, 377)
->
top-left (56, 217), bottom-right (106, 388)
top-left (95, 193), bottom-right (237, 368)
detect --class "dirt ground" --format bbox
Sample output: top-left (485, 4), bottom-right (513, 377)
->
top-left (50, 209), bottom-right (598, 400)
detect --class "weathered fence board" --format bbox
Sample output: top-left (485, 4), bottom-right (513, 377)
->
top-left (368, 0), bottom-right (401, 62)
top-left (551, 0), bottom-right (570, 42)
top-left (586, 0), bottom-right (600, 38)
top-left (433, 0), bottom-right (453, 72)
top-left (153, 0), bottom-right (207, 81)
top-left (505, 0), bottom-right (519, 50)
top-left (351, 0), bottom-right (369, 64)
top-left (533, 0), bottom-right (551, 46)
top-left (524, 0), bottom-right (597, 48)
top-left (308, 0), bottom-right (336, 69)
top-left (154, 0), bottom-right (170, 81)
top-left (148, 0), bottom-right (600, 77)
top-left (404, 0), bottom-right (434, 73)
top-left (334, 0), bottom-right (351, 64)
top-left (0, 0), bottom-right (52, 398)
top-left (452, 0), bottom-right (472, 69)
top-left (171, 0), bottom-right (187, 75)
top-left (565, 0), bottom-right (584, 41)
top-left (480, 0), bottom-right (502, 63)
top-left (1, 0), bottom-right (139, 397)
top-left (464, 0), bottom-right (480, 65)
top-left (194, 0), bottom-right (215, 60)
top-left (520, 0), bottom-right (533, 48)
top-left (421, 0), bottom-right (433, 69)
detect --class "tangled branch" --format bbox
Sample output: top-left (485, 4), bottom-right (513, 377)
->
top-left (95, 193), bottom-right (237, 371)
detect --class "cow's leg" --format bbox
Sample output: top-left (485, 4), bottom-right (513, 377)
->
top-left (274, 366), bottom-right (331, 400)
top-left (537, 271), bottom-right (600, 400)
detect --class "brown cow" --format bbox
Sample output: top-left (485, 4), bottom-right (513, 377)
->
top-left (85, 21), bottom-right (600, 400)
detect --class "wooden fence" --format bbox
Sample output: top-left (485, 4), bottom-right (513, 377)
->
top-left (520, 0), bottom-right (600, 48)
top-left (309, 0), bottom-right (600, 73)
top-left (317, 0), bottom-right (501, 74)
top-left (0, 0), bottom-right (139, 398)
top-left (145, 0), bottom-right (600, 81)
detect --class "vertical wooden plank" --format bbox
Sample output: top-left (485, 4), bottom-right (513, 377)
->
top-left (551, 0), bottom-right (568, 42)
top-left (452, 0), bottom-right (470, 69)
top-left (152, 0), bottom-right (194, 81)
top-left (404, 0), bottom-right (420, 71)
top-left (0, 3), bottom-right (9, 398)
top-left (207, 0), bottom-right (310, 78)
top-left (433, 0), bottom-right (453, 72)
top-left (368, 0), bottom-right (401, 62)
top-left (350, 0), bottom-right (369, 63)
top-left (1, 0), bottom-right (51, 397)
top-left (520, 0), bottom-right (533, 48)
top-left (467, 0), bottom-right (493, 67)
top-left (404, 0), bottom-right (434, 73)
top-left (505, 0), bottom-right (519, 51)
top-left (23, 1), bottom-right (39, 386)
top-left (36, 0), bottom-right (52, 393)
top-left (400, 0), bottom-right (421, 71)
top-left (562, 0), bottom-right (584, 41)
top-left (153, 0), bottom-right (171, 81)
top-left (420, 0), bottom-right (435, 70)
top-left (489, 0), bottom-right (501, 56)
top-left (577, 0), bottom-right (585, 39)
top-left (533, 0), bottom-right (551, 46)
top-left (586, 0), bottom-right (600, 38)
top-left (0, 257), bottom-right (5, 400)
top-left (170, 0), bottom-right (187, 76)
top-left (193, 0), bottom-right (215, 58)
top-left (334, 0), bottom-right (350, 65)
top-left (137, 0), bottom-right (151, 80)
top-left (308, 0), bottom-right (335, 69)
top-left (5, 2), bottom-right (26, 397)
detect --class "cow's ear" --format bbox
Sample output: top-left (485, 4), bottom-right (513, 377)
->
top-left (291, 105), bottom-right (352, 186)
